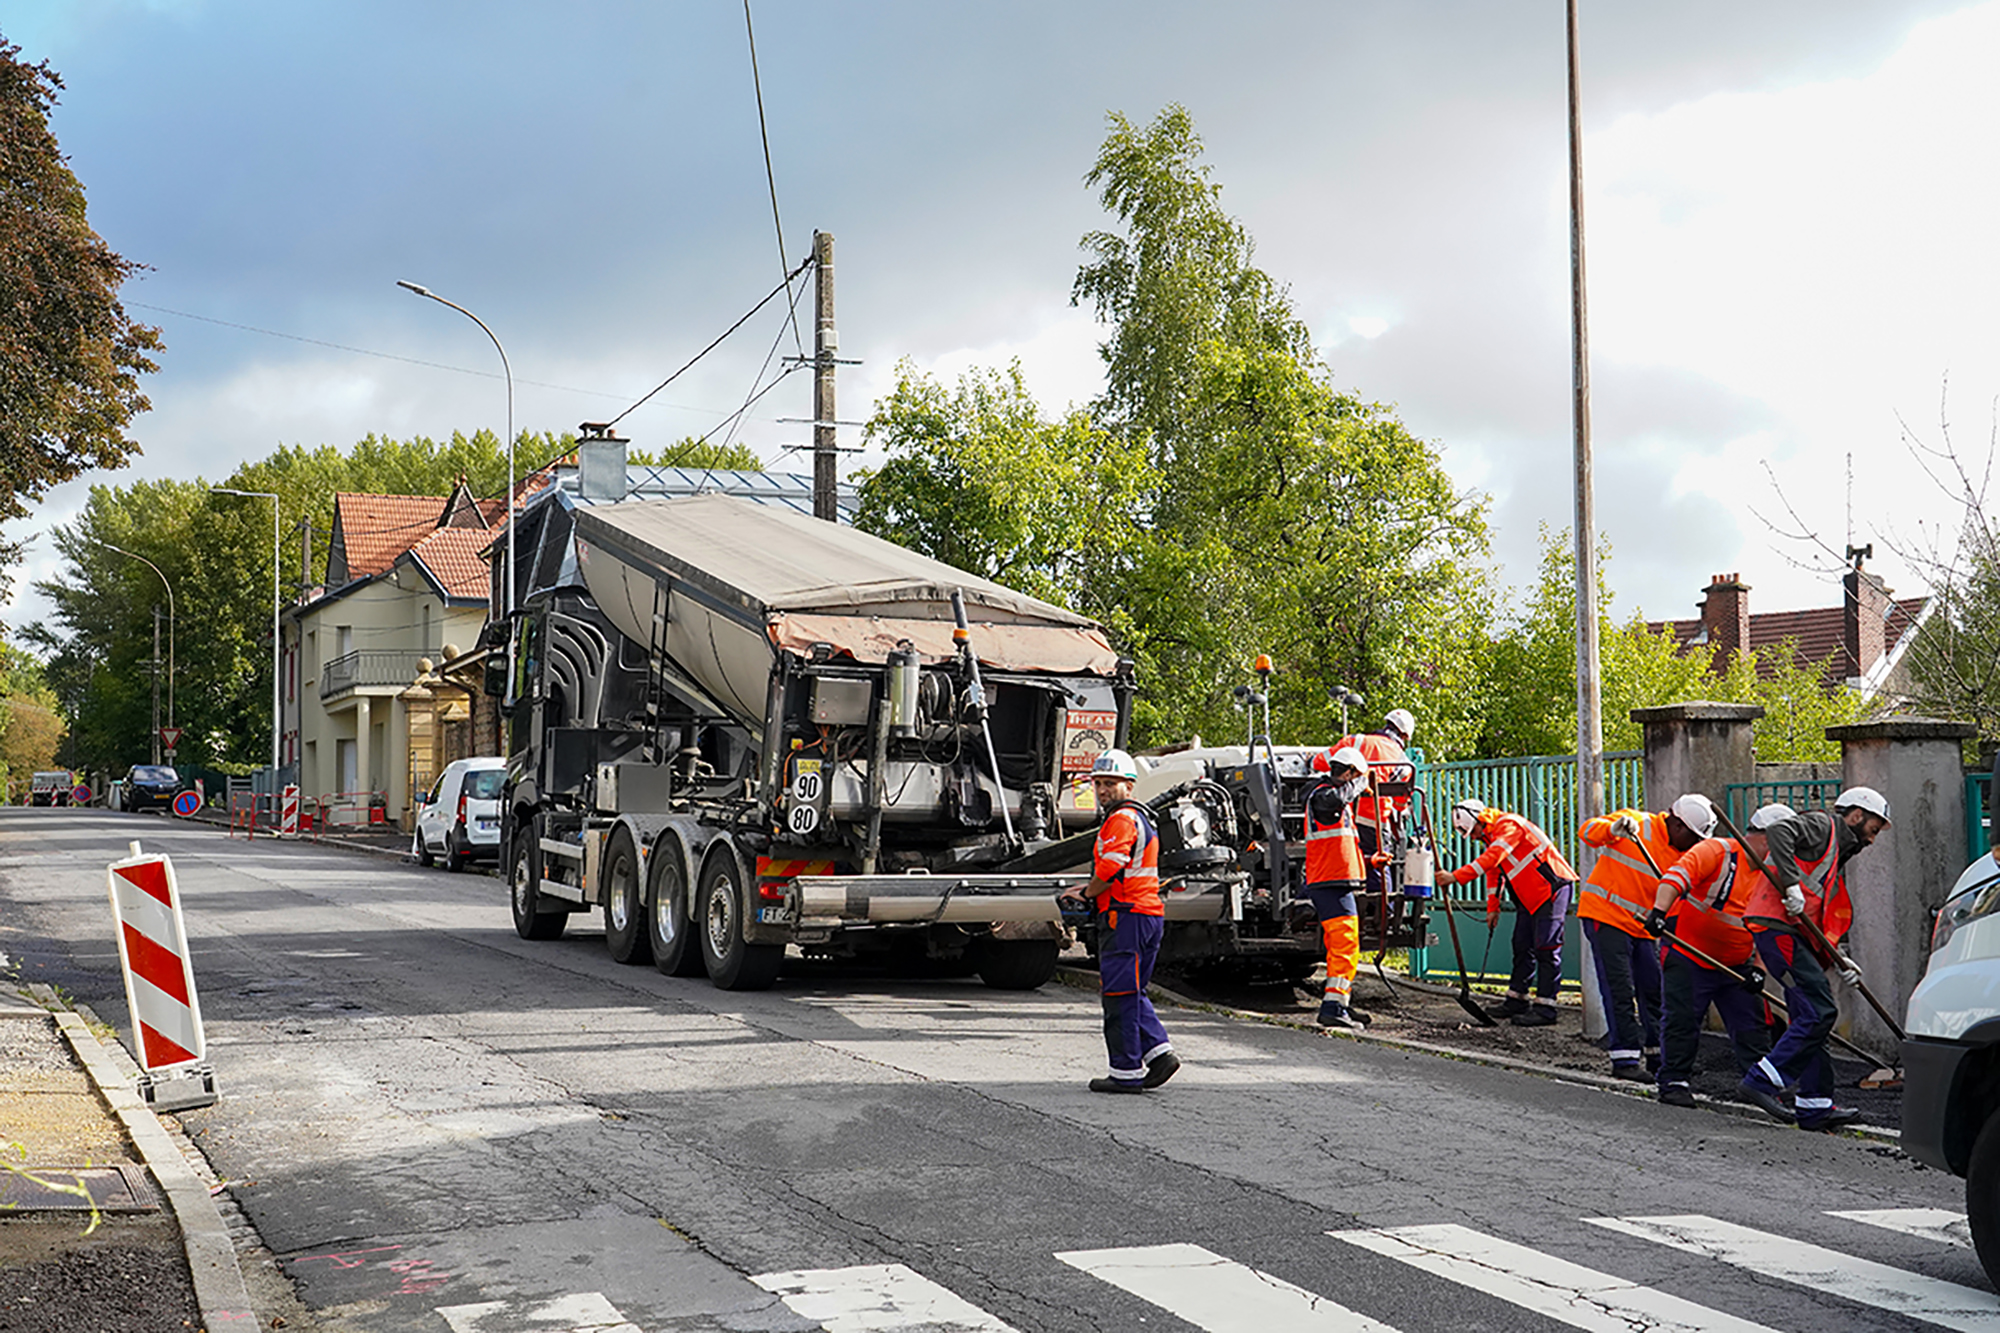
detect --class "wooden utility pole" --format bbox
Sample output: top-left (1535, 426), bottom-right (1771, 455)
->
top-left (813, 230), bottom-right (838, 521)
top-left (1569, 0), bottom-right (1606, 1040)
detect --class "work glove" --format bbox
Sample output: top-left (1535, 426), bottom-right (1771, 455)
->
top-left (1369, 851), bottom-right (1392, 868)
top-left (1782, 885), bottom-right (1806, 917)
top-left (1837, 954), bottom-right (1864, 986)
top-left (1741, 965), bottom-right (1767, 994)
top-left (1609, 814), bottom-right (1642, 841)
top-left (1643, 907), bottom-right (1669, 937)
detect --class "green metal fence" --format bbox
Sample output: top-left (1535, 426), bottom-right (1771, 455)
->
top-left (1719, 778), bottom-right (1839, 832)
top-left (1969, 773), bottom-right (1993, 862)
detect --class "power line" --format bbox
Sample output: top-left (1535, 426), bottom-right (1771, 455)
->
top-left (743, 0), bottom-right (804, 359)
top-left (609, 253), bottom-right (814, 427)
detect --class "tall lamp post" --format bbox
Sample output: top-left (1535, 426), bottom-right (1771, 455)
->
top-left (85, 537), bottom-right (174, 761)
top-left (212, 488), bottom-right (282, 772)
top-left (395, 281), bottom-right (516, 616)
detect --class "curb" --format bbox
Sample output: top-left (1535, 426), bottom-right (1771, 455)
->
top-left (37, 996), bottom-right (261, 1331)
top-left (1052, 964), bottom-right (1900, 1143)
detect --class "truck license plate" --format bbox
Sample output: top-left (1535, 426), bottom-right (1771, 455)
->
top-left (756, 907), bottom-right (794, 925)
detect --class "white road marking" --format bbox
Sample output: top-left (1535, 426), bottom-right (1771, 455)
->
top-left (1832, 1208), bottom-right (1975, 1249)
top-left (1056, 1241), bottom-right (1400, 1332)
top-left (751, 1262), bottom-right (1019, 1332)
top-left (434, 1291), bottom-right (642, 1333)
top-left (1330, 1224), bottom-right (1780, 1333)
top-left (1589, 1215), bottom-right (2000, 1331)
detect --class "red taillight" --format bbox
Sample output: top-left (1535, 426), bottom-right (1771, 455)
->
top-left (757, 880), bottom-right (789, 900)
top-left (457, 793), bottom-right (468, 823)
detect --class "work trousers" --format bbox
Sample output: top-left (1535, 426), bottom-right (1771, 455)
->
top-left (1752, 930), bottom-right (1837, 1108)
top-left (1306, 885), bottom-right (1361, 1005)
top-left (1658, 947), bottom-right (1773, 1090)
top-left (1585, 919), bottom-right (1662, 1068)
top-left (1098, 908), bottom-right (1170, 1081)
top-left (1507, 878), bottom-right (1572, 1001)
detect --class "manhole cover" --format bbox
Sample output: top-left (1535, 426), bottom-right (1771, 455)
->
top-left (0, 1164), bottom-right (158, 1213)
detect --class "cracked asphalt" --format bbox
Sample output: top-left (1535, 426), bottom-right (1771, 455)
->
top-left (0, 807), bottom-right (1980, 1332)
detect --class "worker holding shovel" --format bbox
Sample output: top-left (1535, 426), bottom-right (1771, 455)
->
top-left (1444, 798), bottom-right (1578, 1027)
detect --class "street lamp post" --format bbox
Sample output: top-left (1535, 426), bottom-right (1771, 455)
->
top-left (212, 488), bottom-right (282, 772)
top-left (85, 537), bottom-right (174, 760)
top-left (395, 281), bottom-right (516, 617)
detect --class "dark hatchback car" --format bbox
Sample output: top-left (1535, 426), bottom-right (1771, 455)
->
top-left (123, 764), bottom-right (182, 813)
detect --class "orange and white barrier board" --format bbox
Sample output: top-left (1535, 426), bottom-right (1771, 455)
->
top-left (280, 784), bottom-right (300, 836)
top-left (107, 842), bottom-right (216, 1108)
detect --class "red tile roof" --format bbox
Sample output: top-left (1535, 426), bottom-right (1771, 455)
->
top-left (1649, 597), bottom-right (1927, 678)
top-left (404, 527), bottom-right (494, 602)
top-left (331, 494), bottom-right (454, 579)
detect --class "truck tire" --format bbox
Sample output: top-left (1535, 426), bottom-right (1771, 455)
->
top-left (647, 836), bottom-right (706, 978)
top-left (510, 818), bottom-right (567, 941)
top-left (976, 938), bottom-right (1060, 990)
top-left (602, 827), bottom-right (652, 965)
top-left (1969, 1109), bottom-right (2000, 1288)
top-left (698, 844), bottom-right (781, 991)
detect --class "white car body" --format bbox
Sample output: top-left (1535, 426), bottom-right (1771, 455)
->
top-left (413, 757), bottom-right (506, 871)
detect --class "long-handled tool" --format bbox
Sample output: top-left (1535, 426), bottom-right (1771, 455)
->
top-left (1419, 793), bottom-right (1497, 1026)
top-left (1709, 804), bottom-right (1907, 1043)
top-left (1367, 772), bottom-right (1402, 1001)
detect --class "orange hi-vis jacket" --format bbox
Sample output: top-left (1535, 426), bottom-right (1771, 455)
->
top-left (1445, 811), bottom-right (1577, 914)
top-left (1743, 820), bottom-right (1853, 947)
top-left (1658, 837), bottom-right (1764, 967)
top-left (1578, 809), bottom-right (1683, 938)
top-left (1304, 781), bottom-right (1365, 888)
top-left (1336, 731), bottom-right (1415, 829)
top-left (1093, 801), bottom-right (1163, 915)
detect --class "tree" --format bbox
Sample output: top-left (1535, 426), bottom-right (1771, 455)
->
top-left (629, 438), bottom-right (764, 471)
top-left (0, 641), bottom-right (64, 797)
top-left (0, 37), bottom-right (162, 600)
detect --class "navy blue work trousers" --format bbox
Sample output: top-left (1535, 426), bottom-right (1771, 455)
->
top-left (1586, 919), bottom-right (1663, 1067)
top-left (1658, 947), bottom-right (1773, 1090)
top-left (1098, 908), bottom-right (1170, 1081)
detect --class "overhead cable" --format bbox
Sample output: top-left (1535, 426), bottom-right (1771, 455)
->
top-left (608, 252), bottom-right (814, 427)
top-left (743, 0), bottom-right (804, 359)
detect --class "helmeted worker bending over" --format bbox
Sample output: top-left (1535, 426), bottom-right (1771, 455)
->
top-left (1644, 829), bottom-right (1777, 1111)
top-left (1065, 748), bottom-right (1179, 1095)
top-left (1303, 745), bottom-right (1373, 1030)
top-left (1336, 709), bottom-right (1418, 905)
top-left (1736, 788), bottom-right (1889, 1131)
top-left (1445, 798), bottom-right (1578, 1027)
top-left (1577, 794), bottom-right (1716, 1080)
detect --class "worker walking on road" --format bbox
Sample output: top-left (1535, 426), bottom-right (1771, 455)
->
top-left (1445, 799), bottom-right (1578, 1027)
top-left (1338, 709), bottom-right (1418, 905)
top-left (1644, 830), bottom-right (1777, 1111)
top-left (1577, 794), bottom-right (1717, 1080)
top-left (1736, 789), bottom-right (1890, 1130)
top-left (1304, 745), bottom-right (1373, 1030)
top-left (1067, 749), bottom-right (1178, 1094)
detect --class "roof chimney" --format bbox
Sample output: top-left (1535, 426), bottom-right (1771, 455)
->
top-left (1843, 546), bottom-right (1890, 682)
top-left (1700, 573), bottom-right (1751, 674)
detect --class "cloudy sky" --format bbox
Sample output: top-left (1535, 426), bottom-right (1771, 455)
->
top-left (8, 1), bottom-right (1998, 633)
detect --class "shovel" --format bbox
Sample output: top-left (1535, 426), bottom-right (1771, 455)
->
top-left (1420, 794), bottom-right (1497, 1027)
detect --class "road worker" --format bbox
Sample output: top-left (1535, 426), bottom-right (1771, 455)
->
top-left (1576, 793), bottom-right (1716, 1080)
top-left (1064, 748), bottom-right (1178, 1094)
top-left (1445, 798), bottom-right (1578, 1026)
top-left (1337, 710), bottom-right (1419, 904)
top-left (1644, 829), bottom-right (1777, 1111)
top-left (1735, 788), bottom-right (1889, 1130)
top-left (1304, 745), bottom-right (1372, 1030)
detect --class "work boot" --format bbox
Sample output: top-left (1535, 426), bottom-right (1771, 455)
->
top-left (1492, 995), bottom-right (1531, 1018)
top-left (1510, 1004), bottom-right (1558, 1028)
top-left (1736, 1075), bottom-right (1796, 1125)
top-left (1088, 1077), bottom-right (1146, 1095)
top-left (1317, 1000), bottom-right (1363, 1030)
top-left (1142, 1051), bottom-right (1181, 1089)
top-left (1797, 1106), bottom-right (1864, 1131)
top-left (1610, 1062), bottom-right (1648, 1082)
top-left (1658, 1083), bottom-right (1697, 1108)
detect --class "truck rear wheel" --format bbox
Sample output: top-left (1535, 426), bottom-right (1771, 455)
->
top-left (698, 845), bottom-right (781, 991)
top-left (602, 827), bottom-right (652, 965)
top-left (647, 835), bottom-right (705, 978)
top-left (510, 818), bottom-right (567, 941)
top-left (976, 938), bottom-right (1060, 990)
top-left (1968, 1109), bottom-right (2000, 1287)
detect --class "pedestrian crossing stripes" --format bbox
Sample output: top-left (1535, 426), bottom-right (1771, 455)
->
top-left (1832, 1206), bottom-right (1976, 1248)
top-left (752, 1262), bottom-right (1020, 1332)
top-left (435, 1291), bottom-right (643, 1333)
top-left (1056, 1242), bottom-right (1399, 1331)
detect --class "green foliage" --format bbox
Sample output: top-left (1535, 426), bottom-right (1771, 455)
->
top-left (0, 641), bottom-right (64, 795)
top-left (629, 437), bottom-right (764, 471)
top-left (1903, 507), bottom-right (2000, 745)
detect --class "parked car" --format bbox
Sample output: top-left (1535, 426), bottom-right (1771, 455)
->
top-left (121, 765), bottom-right (183, 813)
top-left (1903, 847), bottom-right (2000, 1284)
top-left (412, 757), bottom-right (505, 872)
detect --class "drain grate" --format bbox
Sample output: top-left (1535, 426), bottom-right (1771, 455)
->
top-left (0, 1163), bottom-right (158, 1213)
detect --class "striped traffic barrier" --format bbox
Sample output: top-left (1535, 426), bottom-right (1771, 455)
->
top-left (280, 784), bottom-right (300, 836)
top-left (106, 841), bottom-right (217, 1110)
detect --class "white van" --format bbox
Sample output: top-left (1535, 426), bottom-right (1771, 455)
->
top-left (1903, 849), bottom-right (2000, 1284)
top-left (412, 757), bottom-right (506, 872)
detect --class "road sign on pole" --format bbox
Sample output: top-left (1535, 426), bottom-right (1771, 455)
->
top-left (159, 726), bottom-right (182, 751)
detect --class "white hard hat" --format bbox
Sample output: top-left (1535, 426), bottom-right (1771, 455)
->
top-left (1329, 745), bottom-right (1368, 776)
top-left (1091, 749), bottom-right (1138, 782)
top-left (1451, 796), bottom-right (1487, 835)
top-left (1670, 793), bottom-right (1717, 839)
top-left (1384, 708), bottom-right (1416, 743)
top-left (1747, 802), bottom-right (1797, 832)
top-left (1835, 785), bottom-right (1892, 823)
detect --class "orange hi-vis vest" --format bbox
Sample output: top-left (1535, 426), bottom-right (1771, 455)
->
top-left (1743, 820), bottom-right (1853, 947)
top-left (1578, 809), bottom-right (1682, 938)
top-left (1337, 731), bottom-right (1415, 829)
top-left (1446, 811), bottom-right (1577, 913)
top-left (1659, 837), bottom-right (1763, 967)
top-left (1304, 783), bottom-right (1366, 888)
top-left (1093, 801), bottom-right (1163, 915)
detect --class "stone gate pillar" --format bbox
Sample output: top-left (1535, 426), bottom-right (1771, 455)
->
top-left (1631, 701), bottom-right (1764, 812)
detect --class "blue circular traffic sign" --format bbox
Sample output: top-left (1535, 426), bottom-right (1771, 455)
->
top-left (172, 790), bottom-right (204, 817)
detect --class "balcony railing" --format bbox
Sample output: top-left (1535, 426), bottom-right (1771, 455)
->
top-left (321, 648), bottom-right (428, 700)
